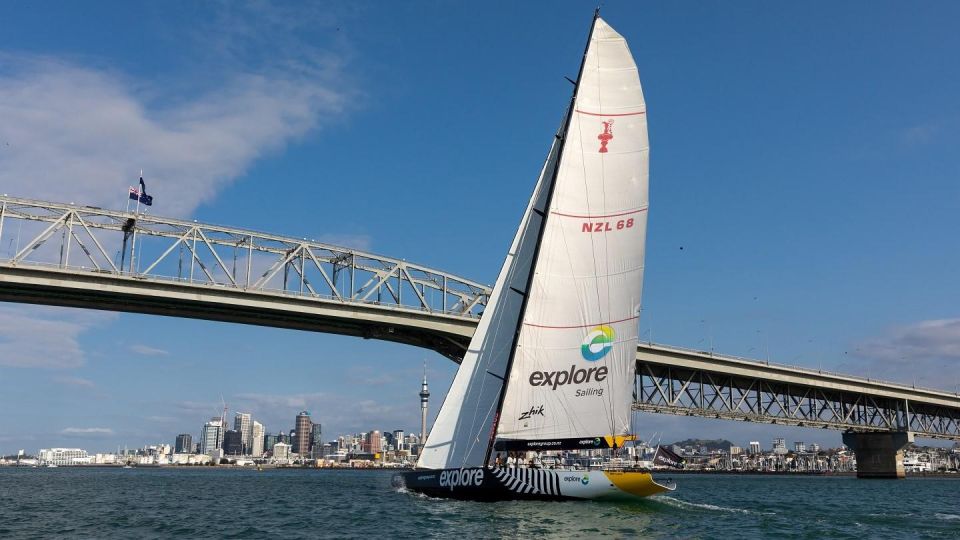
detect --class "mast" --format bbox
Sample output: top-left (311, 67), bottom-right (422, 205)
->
top-left (482, 10), bottom-right (602, 465)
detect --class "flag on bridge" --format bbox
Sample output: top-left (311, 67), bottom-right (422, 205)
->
top-left (128, 175), bottom-right (153, 206)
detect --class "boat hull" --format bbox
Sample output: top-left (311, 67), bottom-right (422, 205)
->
top-left (395, 467), bottom-right (674, 502)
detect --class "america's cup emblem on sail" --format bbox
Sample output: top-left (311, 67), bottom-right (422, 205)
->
top-left (598, 120), bottom-right (614, 153)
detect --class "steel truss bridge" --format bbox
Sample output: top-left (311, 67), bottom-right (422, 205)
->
top-left (635, 344), bottom-right (959, 441)
top-left (1, 195), bottom-right (958, 440)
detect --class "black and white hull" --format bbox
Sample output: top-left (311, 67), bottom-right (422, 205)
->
top-left (395, 467), bottom-right (674, 502)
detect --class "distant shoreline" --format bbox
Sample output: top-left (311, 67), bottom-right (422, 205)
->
top-left (6, 465), bottom-right (958, 478)
top-left (654, 470), bottom-right (960, 479)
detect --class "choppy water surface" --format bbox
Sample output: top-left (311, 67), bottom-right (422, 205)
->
top-left (0, 468), bottom-right (957, 538)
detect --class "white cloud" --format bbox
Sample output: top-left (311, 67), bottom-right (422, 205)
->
top-left (130, 344), bottom-right (169, 357)
top-left (235, 392), bottom-right (327, 411)
top-left (852, 318), bottom-right (960, 389)
top-left (232, 392), bottom-right (409, 435)
top-left (0, 4), bottom-right (354, 369)
top-left (0, 306), bottom-right (113, 368)
top-left (0, 55), bottom-right (344, 217)
top-left (61, 427), bottom-right (113, 435)
top-left (54, 376), bottom-right (96, 388)
top-left (857, 319), bottom-right (960, 361)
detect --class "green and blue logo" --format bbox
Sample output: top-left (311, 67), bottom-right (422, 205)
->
top-left (581, 325), bottom-right (615, 361)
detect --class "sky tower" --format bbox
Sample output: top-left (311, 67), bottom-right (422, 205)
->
top-left (419, 362), bottom-right (430, 445)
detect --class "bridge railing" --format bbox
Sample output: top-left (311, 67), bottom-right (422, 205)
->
top-left (0, 196), bottom-right (491, 318)
top-left (640, 342), bottom-right (958, 398)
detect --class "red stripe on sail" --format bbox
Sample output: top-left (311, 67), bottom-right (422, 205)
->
top-left (523, 315), bottom-right (639, 329)
top-left (575, 109), bottom-right (646, 117)
top-left (552, 208), bottom-right (647, 219)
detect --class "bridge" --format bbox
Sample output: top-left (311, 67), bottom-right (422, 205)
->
top-left (1, 195), bottom-right (958, 476)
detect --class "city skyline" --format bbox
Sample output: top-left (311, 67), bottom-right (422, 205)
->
top-left (1, 2), bottom-right (959, 452)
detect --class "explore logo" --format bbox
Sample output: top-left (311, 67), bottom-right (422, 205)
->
top-left (438, 468), bottom-right (484, 491)
top-left (581, 325), bottom-right (615, 361)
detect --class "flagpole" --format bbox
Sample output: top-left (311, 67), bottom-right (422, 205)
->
top-left (135, 170), bottom-right (142, 216)
top-left (130, 170), bottom-right (142, 273)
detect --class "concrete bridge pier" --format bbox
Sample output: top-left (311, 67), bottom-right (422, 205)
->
top-left (842, 431), bottom-right (914, 479)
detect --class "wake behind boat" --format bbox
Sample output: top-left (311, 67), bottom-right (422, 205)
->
top-left (396, 12), bottom-right (673, 502)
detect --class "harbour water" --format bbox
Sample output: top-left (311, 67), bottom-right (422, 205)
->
top-left (1, 468), bottom-right (957, 538)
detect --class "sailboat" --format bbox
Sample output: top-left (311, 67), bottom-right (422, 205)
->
top-left (396, 12), bottom-right (675, 501)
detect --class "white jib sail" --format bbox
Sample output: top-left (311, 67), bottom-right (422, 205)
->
top-left (416, 132), bottom-right (563, 470)
top-left (496, 17), bottom-right (648, 444)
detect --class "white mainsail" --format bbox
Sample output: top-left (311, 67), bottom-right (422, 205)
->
top-left (418, 15), bottom-right (647, 468)
top-left (416, 131), bottom-right (562, 470)
top-left (496, 17), bottom-right (648, 447)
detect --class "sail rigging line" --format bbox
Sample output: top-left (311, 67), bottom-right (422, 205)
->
top-left (482, 10), bottom-right (603, 466)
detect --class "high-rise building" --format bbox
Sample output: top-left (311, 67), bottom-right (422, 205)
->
top-left (393, 430), bottom-right (405, 452)
top-left (175, 434), bottom-right (193, 454)
top-left (223, 430), bottom-right (243, 456)
top-left (772, 437), bottom-right (787, 455)
top-left (810, 443), bottom-right (821, 453)
top-left (794, 441), bottom-right (806, 453)
top-left (295, 411), bottom-right (312, 456)
top-left (749, 441), bottom-right (761, 455)
top-left (201, 418), bottom-right (223, 455)
top-left (366, 430), bottom-right (382, 456)
top-left (234, 413), bottom-right (252, 455)
top-left (311, 423), bottom-right (322, 458)
top-left (265, 433), bottom-right (278, 453)
top-left (420, 366), bottom-right (430, 443)
top-left (251, 421), bottom-right (264, 457)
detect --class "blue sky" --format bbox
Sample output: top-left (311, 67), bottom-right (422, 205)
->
top-left (1, 1), bottom-right (958, 453)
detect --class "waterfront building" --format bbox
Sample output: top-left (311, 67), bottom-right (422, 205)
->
top-left (794, 441), bottom-right (806, 453)
top-left (175, 434), bottom-right (193, 454)
top-left (251, 421), bottom-right (264, 457)
top-left (729, 446), bottom-right (742, 456)
top-left (201, 418), bottom-right (223, 456)
top-left (295, 412), bottom-right (312, 456)
top-left (311, 422), bottom-right (322, 457)
top-left (224, 429), bottom-right (243, 456)
top-left (810, 443), bottom-right (821, 453)
top-left (749, 441), bottom-right (761, 455)
top-left (393, 430), bottom-right (405, 452)
top-left (772, 438), bottom-right (787, 455)
top-left (264, 433), bottom-right (278, 454)
top-left (38, 448), bottom-right (89, 466)
top-left (234, 412), bottom-right (252, 455)
top-left (273, 442), bottom-right (291, 462)
top-left (365, 430), bottom-right (382, 456)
